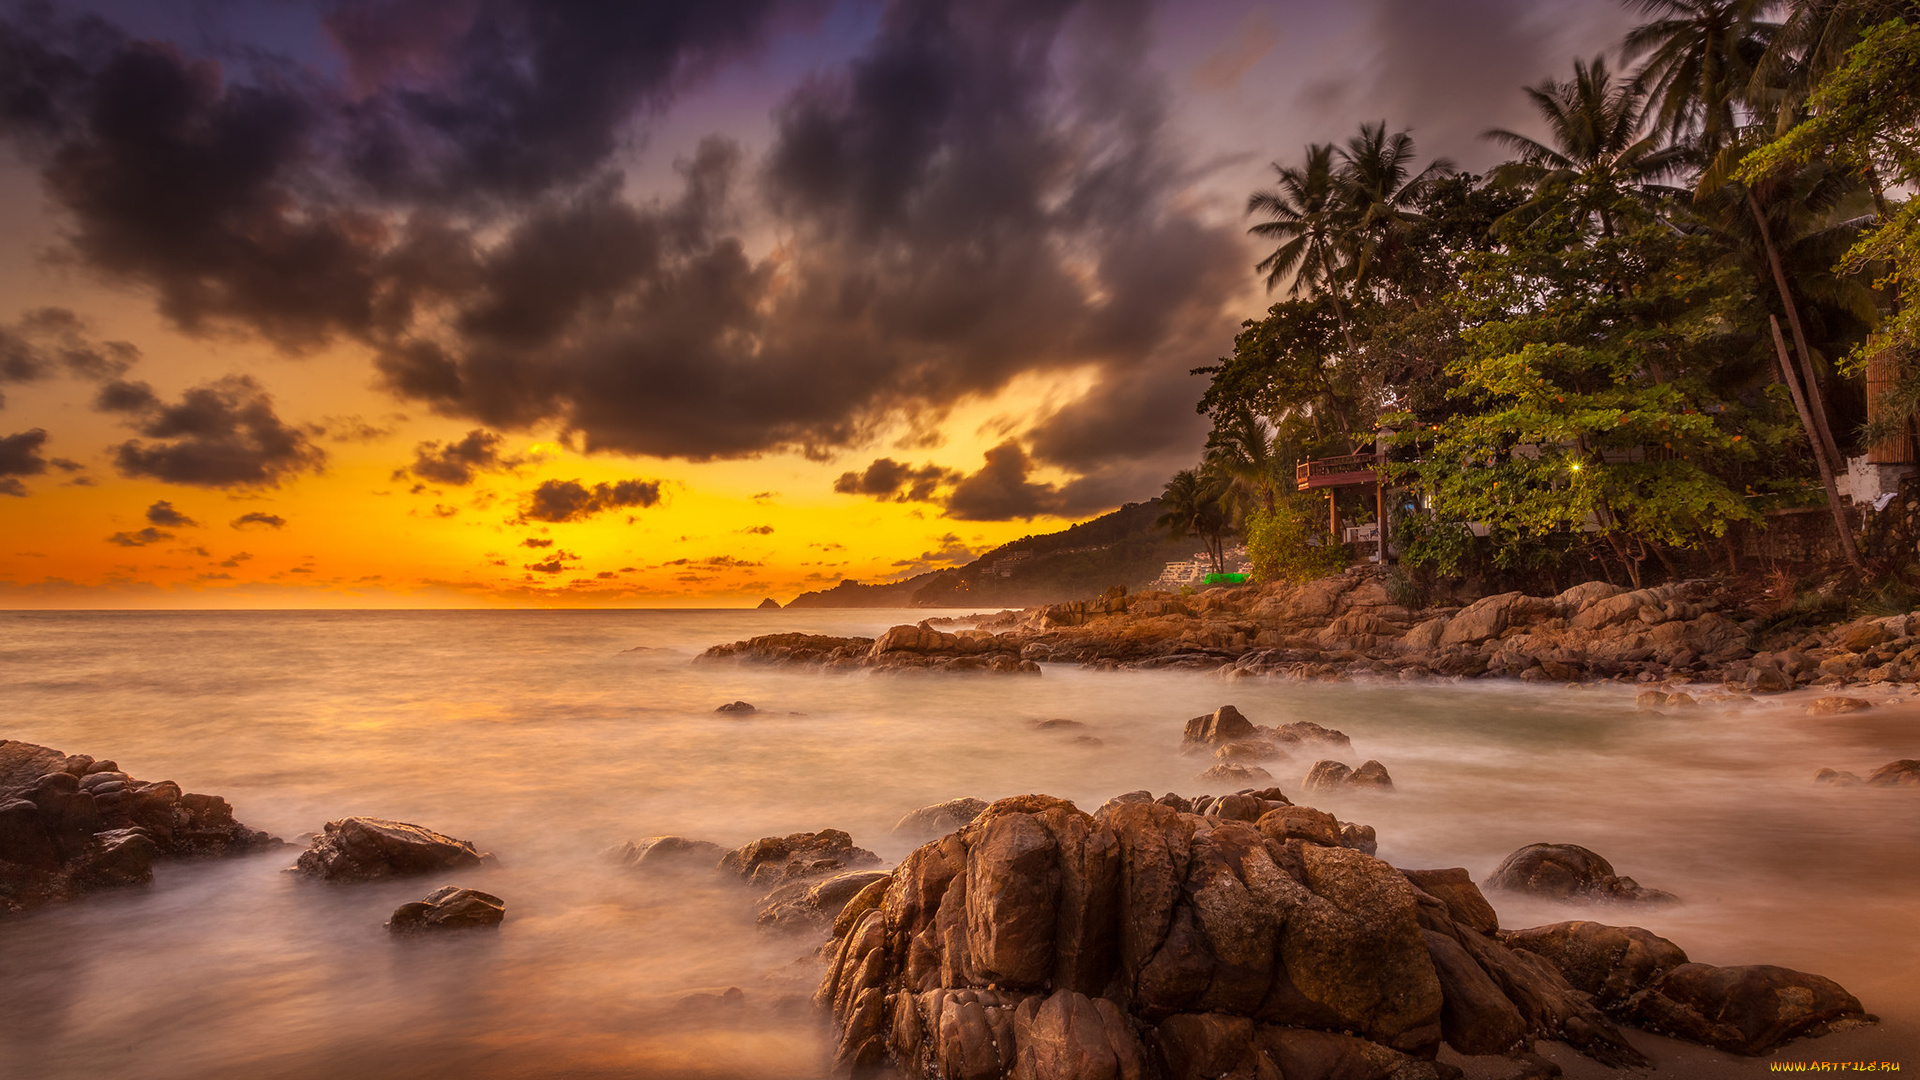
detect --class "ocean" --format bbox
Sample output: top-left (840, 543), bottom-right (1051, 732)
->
top-left (1, 609), bottom-right (1915, 1077)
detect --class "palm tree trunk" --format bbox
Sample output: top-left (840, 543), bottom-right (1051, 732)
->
top-left (1748, 189), bottom-right (1845, 471)
top-left (1772, 315), bottom-right (1865, 571)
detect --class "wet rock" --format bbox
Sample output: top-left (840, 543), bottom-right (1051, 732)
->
top-left (1254, 805), bottom-right (1342, 846)
top-left (1485, 843), bottom-right (1676, 904)
top-left (1181, 705), bottom-right (1257, 748)
top-left (607, 835), bottom-right (728, 871)
top-left (1623, 963), bottom-right (1871, 1055)
top-left (1302, 759), bottom-right (1393, 792)
top-left (720, 829), bottom-right (881, 888)
top-left (387, 886), bottom-right (505, 933)
top-left (1270, 720), bottom-right (1352, 751)
top-left (1806, 696), bottom-right (1872, 715)
top-left (758, 868), bottom-right (893, 933)
top-left (1867, 759), bottom-right (1920, 787)
top-left (894, 798), bottom-right (991, 840)
top-left (1401, 868), bottom-right (1498, 936)
top-left (1813, 768), bottom-right (1864, 787)
top-left (1213, 740), bottom-right (1283, 763)
top-left (1194, 764), bottom-right (1272, 786)
top-left (0, 739), bottom-right (280, 914)
top-left (293, 818), bottom-right (490, 882)
top-left (1500, 921), bottom-right (1689, 1009)
top-left (1350, 760), bottom-right (1393, 789)
top-left (715, 700), bottom-right (758, 714)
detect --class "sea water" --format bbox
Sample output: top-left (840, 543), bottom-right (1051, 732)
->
top-left (0, 609), bottom-right (1915, 1078)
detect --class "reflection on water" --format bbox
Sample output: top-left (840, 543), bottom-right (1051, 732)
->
top-left (2, 610), bottom-right (1917, 1075)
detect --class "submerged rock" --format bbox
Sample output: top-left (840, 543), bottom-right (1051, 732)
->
top-left (606, 835), bottom-right (728, 871)
top-left (387, 886), bottom-right (505, 933)
top-left (1485, 843), bottom-right (1676, 904)
top-left (0, 739), bottom-right (280, 915)
top-left (715, 700), bottom-right (758, 714)
top-left (1868, 759), bottom-right (1920, 787)
top-left (293, 818), bottom-right (490, 882)
top-left (1806, 696), bottom-right (1872, 715)
top-left (1303, 758), bottom-right (1394, 792)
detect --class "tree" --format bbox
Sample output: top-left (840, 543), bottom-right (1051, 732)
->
top-left (1624, 0), bottom-right (1780, 156)
top-left (1248, 144), bottom-right (1360, 349)
top-left (1155, 469), bottom-right (1235, 574)
top-left (1334, 121), bottom-right (1454, 289)
top-left (1391, 223), bottom-right (1759, 588)
top-left (1484, 56), bottom-right (1689, 239)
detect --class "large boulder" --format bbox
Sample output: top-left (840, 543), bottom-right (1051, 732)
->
top-left (719, 828), bottom-right (881, 888)
top-left (1485, 843), bottom-right (1675, 903)
top-left (1867, 760), bottom-right (1920, 787)
top-left (1626, 964), bottom-right (1870, 1055)
top-left (293, 818), bottom-right (490, 882)
top-left (1500, 921), bottom-right (1689, 1008)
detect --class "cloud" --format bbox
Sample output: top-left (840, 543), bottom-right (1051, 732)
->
top-left (107, 526), bottom-right (172, 546)
top-left (833, 457), bottom-right (957, 503)
top-left (145, 500), bottom-right (199, 527)
top-left (0, 308), bottom-right (140, 407)
top-left (99, 375), bottom-right (326, 488)
top-left (520, 537), bottom-right (554, 548)
top-left (219, 551), bottom-right (252, 567)
top-left (943, 440), bottom-right (1066, 521)
top-left (230, 512), bottom-right (286, 529)
top-left (325, 415), bottom-right (397, 443)
top-left (737, 524), bottom-right (774, 534)
top-left (513, 478), bottom-right (662, 523)
top-left (0, 429), bottom-right (50, 494)
top-left (886, 531), bottom-right (983, 578)
top-left (395, 428), bottom-right (521, 485)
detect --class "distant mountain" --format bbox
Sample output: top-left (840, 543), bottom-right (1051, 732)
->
top-left (781, 500), bottom-right (1197, 609)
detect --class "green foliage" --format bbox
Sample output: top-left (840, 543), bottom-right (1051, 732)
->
top-left (1246, 499), bottom-right (1347, 585)
top-left (1391, 223), bottom-right (1758, 577)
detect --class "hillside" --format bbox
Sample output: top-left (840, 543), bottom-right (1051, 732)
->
top-left (779, 500), bottom-right (1195, 608)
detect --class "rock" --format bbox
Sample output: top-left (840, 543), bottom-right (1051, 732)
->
top-left (715, 700), bottom-right (758, 714)
top-left (1213, 740), bottom-right (1282, 763)
top-left (0, 739), bottom-right (280, 915)
top-left (1440, 592), bottom-right (1527, 647)
top-left (1484, 843), bottom-right (1675, 904)
top-left (1806, 696), bottom-right (1873, 715)
top-left (1350, 760), bottom-right (1393, 789)
top-left (894, 798), bottom-right (991, 840)
top-left (387, 886), bottom-right (506, 933)
top-left (293, 818), bottom-right (490, 882)
top-left (1813, 768), bottom-right (1864, 787)
top-left (1624, 963), bottom-right (1871, 1055)
top-left (1867, 759), bottom-right (1920, 787)
top-left (1270, 720), bottom-right (1352, 750)
top-left (1254, 805), bottom-right (1342, 846)
top-left (1194, 764), bottom-right (1272, 786)
top-left (1181, 706), bottom-right (1258, 748)
top-left (1738, 665), bottom-right (1793, 694)
top-left (759, 868), bottom-right (894, 933)
top-left (757, 598), bottom-right (781, 610)
top-left (607, 835), bottom-right (728, 871)
top-left (719, 829), bottom-right (881, 888)
top-left (1301, 760), bottom-right (1352, 791)
top-left (1401, 868), bottom-right (1498, 936)
top-left (1500, 921), bottom-right (1689, 1009)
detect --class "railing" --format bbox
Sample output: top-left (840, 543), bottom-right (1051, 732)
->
top-left (1296, 453), bottom-right (1379, 490)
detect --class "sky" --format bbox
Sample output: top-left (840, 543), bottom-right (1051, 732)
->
top-left (0, 0), bottom-right (1639, 608)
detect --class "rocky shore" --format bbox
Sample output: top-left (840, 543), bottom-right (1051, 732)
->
top-left (0, 739), bottom-right (281, 915)
top-left (701, 569), bottom-right (1920, 691)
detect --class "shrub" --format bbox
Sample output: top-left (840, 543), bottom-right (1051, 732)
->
top-left (1246, 499), bottom-right (1347, 585)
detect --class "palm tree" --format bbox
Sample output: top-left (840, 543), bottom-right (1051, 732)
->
top-left (1623, 0), bottom-right (1780, 157)
top-left (1156, 468), bottom-right (1235, 574)
top-left (1485, 56), bottom-right (1688, 238)
top-left (1248, 144), bottom-right (1358, 348)
top-left (1334, 122), bottom-right (1454, 290)
top-left (1204, 404), bottom-right (1283, 513)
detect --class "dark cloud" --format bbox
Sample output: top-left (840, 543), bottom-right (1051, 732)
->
top-left (102, 375), bottom-right (326, 488)
top-left (145, 499), bottom-right (198, 527)
top-left (325, 415), bottom-right (398, 442)
top-left (0, 307), bottom-right (139, 407)
top-left (230, 512), bottom-right (286, 529)
top-left (513, 478), bottom-right (662, 523)
top-left (520, 537), bottom-right (553, 548)
top-left (1, 0), bottom-right (1243, 509)
top-left (524, 548), bottom-right (581, 574)
top-left (888, 531), bottom-right (982, 577)
top-left (326, 0), bottom-right (800, 201)
top-left (943, 440), bottom-right (1066, 521)
top-left (106, 526), bottom-right (171, 546)
top-left (737, 524), bottom-right (774, 534)
top-left (395, 427), bottom-right (520, 485)
top-left (0, 428), bottom-right (50, 481)
top-left (219, 551), bottom-right (253, 566)
top-left (49, 457), bottom-right (84, 472)
top-left (833, 457), bottom-right (957, 502)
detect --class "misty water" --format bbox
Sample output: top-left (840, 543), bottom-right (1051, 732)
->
top-left (1, 609), bottom-right (1916, 1078)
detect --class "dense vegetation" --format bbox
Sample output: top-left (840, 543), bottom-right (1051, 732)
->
top-left (1169, 0), bottom-right (1920, 594)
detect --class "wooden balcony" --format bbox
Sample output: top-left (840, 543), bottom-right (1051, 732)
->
top-left (1296, 453), bottom-right (1379, 491)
